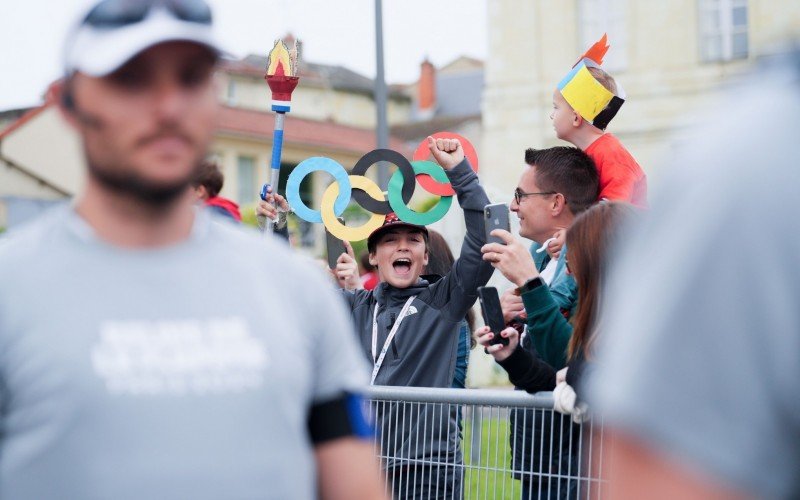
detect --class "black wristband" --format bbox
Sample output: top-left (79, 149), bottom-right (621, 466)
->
top-left (308, 392), bottom-right (373, 445)
top-left (516, 276), bottom-right (545, 295)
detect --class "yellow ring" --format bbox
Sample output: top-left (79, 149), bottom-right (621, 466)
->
top-left (321, 175), bottom-right (385, 241)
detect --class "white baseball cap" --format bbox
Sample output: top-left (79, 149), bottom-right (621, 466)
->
top-left (64, 0), bottom-right (223, 77)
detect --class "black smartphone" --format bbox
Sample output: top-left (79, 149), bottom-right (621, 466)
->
top-left (325, 218), bottom-right (346, 269)
top-left (484, 203), bottom-right (510, 245)
top-left (477, 286), bottom-right (509, 346)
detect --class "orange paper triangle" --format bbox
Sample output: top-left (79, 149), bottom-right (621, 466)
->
top-left (576, 33), bottom-right (609, 67)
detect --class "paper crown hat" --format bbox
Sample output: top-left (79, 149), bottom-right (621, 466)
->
top-left (556, 34), bottom-right (625, 131)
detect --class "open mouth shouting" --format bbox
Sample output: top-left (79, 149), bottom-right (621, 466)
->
top-left (392, 257), bottom-right (413, 277)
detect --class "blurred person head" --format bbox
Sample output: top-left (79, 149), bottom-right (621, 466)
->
top-left (564, 201), bottom-right (637, 360)
top-left (192, 160), bottom-right (224, 201)
top-left (191, 159), bottom-right (241, 222)
top-left (425, 229), bottom-right (476, 336)
top-left (511, 146), bottom-right (599, 244)
top-left (57, 0), bottom-right (222, 209)
top-left (359, 252), bottom-right (375, 274)
top-left (422, 230), bottom-right (453, 278)
top-left (367, 213), bottom-right (429, 289)
top-left (359, 251), bottom-right (379, 291)
top-left (551, 67), bottom-right (620, 143)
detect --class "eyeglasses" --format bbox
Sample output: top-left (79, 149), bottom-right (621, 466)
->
top-left (514, 187), bottom-right (557, 205)
top-left (83, 0), bottom-right (212, 28)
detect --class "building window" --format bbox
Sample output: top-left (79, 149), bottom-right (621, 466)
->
top-left (227, 79), bottom-right (237, 106)
top-left (236, 156), bottom-right (256, 204)
top-left (578, 0), bottom-right (628, 72)
top-left (699, 0), bottom-right (748, 62)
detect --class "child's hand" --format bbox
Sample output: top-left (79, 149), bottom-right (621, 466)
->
top-left (256, 185), bottom-right (290, 219)
top-left (427, 136), bottom-right (464, 170)
top-left (476, 325), bottom-right (519, 361)
top-left (332, 241), bottom-right (362, 291)
top-left (256, 186), bottom-right (290, 230)
top-left (546, 229), bottom-right (566, 260)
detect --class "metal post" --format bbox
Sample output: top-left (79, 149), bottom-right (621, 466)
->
top-left (374, 0), bottom-right (390, 188)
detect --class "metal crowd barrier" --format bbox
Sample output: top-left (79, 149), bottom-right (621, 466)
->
top-left (365, 386), bottom-right (607, 500)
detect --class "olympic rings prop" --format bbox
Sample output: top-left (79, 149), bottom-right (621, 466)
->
top-left (388, 161), bottom-right (453, 226)
top-left (321, 176), bottom-right (385, 241)
top-left (413, 132), bottom-right (479, 196)
top-left (286, 157), bottom-right (351, 223)
top-left (285, 132), bottom-right (479, 241)
top-left (350, 149), bottom-right (415, 214)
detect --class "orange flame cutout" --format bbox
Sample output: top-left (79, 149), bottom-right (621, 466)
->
top-left (266, 40), bottom-right (298, 77)
top-left (577, 33), bottom-right (610, 67)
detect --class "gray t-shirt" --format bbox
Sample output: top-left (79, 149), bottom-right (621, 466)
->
top-left (0, 206), bottom-right (368, 499)
top-left (588, 52), bottom-right (800, 499)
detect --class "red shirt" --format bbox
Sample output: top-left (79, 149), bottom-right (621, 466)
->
top-left (585, 133), bottom-right (648, 208)
top-left (361, 271), bottom-right (379, 291)
top-left (205, 196), bottom-right (242, 221)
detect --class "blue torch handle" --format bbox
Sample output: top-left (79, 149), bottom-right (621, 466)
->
top-left (262, 111), bottom-right (286, 236)
top-left (271, 130), bottom-right (284, 170)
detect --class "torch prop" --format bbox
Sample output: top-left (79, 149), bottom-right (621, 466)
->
top-left (261, 38), bottom-right (300, 235)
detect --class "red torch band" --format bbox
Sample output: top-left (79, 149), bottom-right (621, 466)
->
top-left (266, 75), bottom-right (300, 102)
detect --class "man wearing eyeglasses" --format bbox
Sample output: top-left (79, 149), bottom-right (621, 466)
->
top-left (0, 1), bottom-right (384, 499)
top-left (483, 147), bottom-right (598, 313)
top-left (480, 146), bottom-right (599, 499)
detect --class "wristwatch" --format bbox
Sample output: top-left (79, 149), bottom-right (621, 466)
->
top-left (516, 276), bottom-right (545, 295)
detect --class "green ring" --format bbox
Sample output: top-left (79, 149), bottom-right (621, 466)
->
top-left (388, 160), bottom-right (453, 225)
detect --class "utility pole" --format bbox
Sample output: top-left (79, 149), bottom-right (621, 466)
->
top-left (374, 0), bottom-right (390, 188)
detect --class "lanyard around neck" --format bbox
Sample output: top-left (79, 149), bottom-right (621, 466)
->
top-left (370, 296), bottom-right (417, 385)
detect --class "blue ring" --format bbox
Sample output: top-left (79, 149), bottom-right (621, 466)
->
top-left (286, 157), bottom-right (351, 223)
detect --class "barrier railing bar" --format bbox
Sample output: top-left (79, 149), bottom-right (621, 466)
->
top-left (365, 386), bottom-right (555, 408)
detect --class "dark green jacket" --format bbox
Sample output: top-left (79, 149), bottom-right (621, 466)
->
top-left (521, 284), bottom-right (573, 368)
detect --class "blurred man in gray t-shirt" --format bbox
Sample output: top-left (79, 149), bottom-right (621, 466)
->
top-left (0, 1), bottom-right (383, 499)
top-left (588, 50), bottom-right (800, 499)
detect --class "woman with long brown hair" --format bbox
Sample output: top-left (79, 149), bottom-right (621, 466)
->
top-left (477, 202), bottom-right (637, 404)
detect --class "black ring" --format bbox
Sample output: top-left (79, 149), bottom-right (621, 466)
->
top-left (350, 149), bottom-right (416, 214)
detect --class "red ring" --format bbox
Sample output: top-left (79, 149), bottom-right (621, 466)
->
top-left (413, 132), bottom-right (479, 196)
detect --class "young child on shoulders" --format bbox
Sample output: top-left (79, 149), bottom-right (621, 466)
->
top-left (544, 34), bottom-right (647, 258)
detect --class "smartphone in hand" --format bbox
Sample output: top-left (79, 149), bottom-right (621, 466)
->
top-left (325, 218), bottom-right (346, 269)
top-left (484, 203), bottom-right (510, 245)
top-left (477, 286), bottom-right (510, 346)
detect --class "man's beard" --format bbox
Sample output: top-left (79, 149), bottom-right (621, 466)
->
top-left (87, 160), bottom-right (201, 208)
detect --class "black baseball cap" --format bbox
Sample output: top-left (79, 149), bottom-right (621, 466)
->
top-left (367, 213), bottom-right (428, 252)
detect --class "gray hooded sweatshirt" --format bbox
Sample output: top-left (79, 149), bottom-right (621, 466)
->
top-left (341, 159), bottom-right (494, 468)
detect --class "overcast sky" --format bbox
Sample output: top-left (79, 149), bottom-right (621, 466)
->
top-left (0, 0), bottom-right (487, 111)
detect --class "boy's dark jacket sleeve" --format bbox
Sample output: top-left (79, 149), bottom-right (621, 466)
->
top-left (427, 159), bottom-right (494, 321)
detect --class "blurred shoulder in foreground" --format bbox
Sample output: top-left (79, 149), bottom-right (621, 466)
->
top-left (588, 48), bottom-right (800, 499)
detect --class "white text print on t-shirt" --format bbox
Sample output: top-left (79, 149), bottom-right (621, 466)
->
top-left (91, 317), bottom-right (269, 396)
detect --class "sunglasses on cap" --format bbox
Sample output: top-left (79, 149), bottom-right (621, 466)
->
top-left (83, 0), bottom-right (212, 28)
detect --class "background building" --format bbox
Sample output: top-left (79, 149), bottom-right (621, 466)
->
top-left (481, 0), bottom-right (800, 196)
top-left (466, 0), bottom-right (800, 386)
top-left (0, 44), bottom-right (411, 255)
